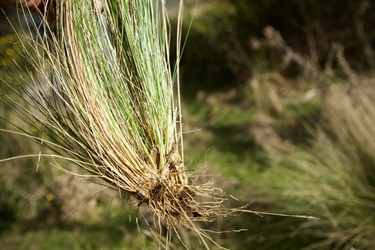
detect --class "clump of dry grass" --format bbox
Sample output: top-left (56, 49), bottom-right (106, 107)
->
top-left (243, 23), bottom-right (375, 248)
top-left (248, 41), bottom-right (375, 248)
top-left (0, 0), bottom-right (236, 248)
top-left (277, 82), bottom-right (375, 249)
top-left (1, 2), bottom-right (321, 248)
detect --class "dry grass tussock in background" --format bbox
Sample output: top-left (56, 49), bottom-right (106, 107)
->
top-left (269, 81), bottom-right (375, 249)
top-left (242, 28), bottom-right (375, 247)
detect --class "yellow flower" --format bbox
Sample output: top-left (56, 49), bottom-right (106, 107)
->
top-left (45, 194), bottom-right (54, 202)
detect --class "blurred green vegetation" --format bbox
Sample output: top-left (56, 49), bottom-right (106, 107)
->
top-left (1, 1), bottom-right (374, 249)
top-left (180, 0), bottom-right (375, 88)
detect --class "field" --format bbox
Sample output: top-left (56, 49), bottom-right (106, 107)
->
top-left (1, 1), bottom-right (374, 249)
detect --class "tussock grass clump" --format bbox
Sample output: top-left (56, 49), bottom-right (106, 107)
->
top-left (0, 1), bottom-right (234, 247)
top-left (261, 82), bottom-right (375, 249)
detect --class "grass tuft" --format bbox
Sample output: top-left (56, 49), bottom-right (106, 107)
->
top-left (0, 1), bottom-right (244, 248)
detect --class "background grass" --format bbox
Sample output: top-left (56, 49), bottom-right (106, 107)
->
top-left (1, 1), bottom-right (374, 249)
